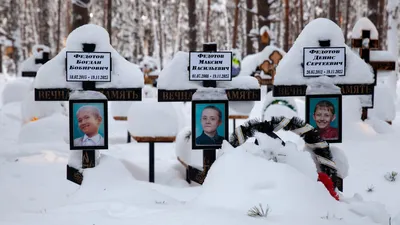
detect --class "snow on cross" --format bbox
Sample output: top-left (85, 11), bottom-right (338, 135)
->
top-left (273, 18), bottom-right (374, 97)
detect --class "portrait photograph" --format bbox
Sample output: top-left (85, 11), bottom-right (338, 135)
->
top-left (69, 99), bottom-right (109, 150)
top-left (305, 94), bottom-right (342, 143)
top-left (191, 100), bottom-right (229, 149)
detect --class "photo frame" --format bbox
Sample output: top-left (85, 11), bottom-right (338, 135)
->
top-left (69, 99), bottom-right (109, 150)
top-left (191, 100), bottom-right (229, 149)
top-left (305, 94), bottom-right (342, 143)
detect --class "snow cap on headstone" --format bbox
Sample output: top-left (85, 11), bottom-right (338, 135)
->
top-left (274, 18), bottom-right (374, 85)
top-left (66, 24), bottom-right (110, 52)
top-left (351, 17), bottom-right (379, 39)
top-left (34, 24), bottom-right (144, 89)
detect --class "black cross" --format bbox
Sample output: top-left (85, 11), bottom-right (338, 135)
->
top-left (34, 52), bottom-right (50, 65)
top-left (351, 30), bottom-right (379, 64)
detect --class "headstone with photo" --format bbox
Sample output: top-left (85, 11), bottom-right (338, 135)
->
top-left (273, 19), bottom-right (374, 98)
top-left (351, 17), bottom-right (397, 124)
top-left (272, 18), bottom-right (375, 192)
top-left (20, 44), bottom-right (51, 78)
top-left (33, 24), bottom-right (144, 185)
top-left (157, 43), bottom-right (261, 184)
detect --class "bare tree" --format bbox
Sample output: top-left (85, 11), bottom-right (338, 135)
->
top-left (284, 0), bottom-right (289, 51)
top-left (56, 0), bottom-right (61, 53)
top-left (257, 0), bottom-right (270, 50)
top-left (71, 0), bottom-right (90, 31)
top-left (107, 0), bottom-right (112, 44)
top-left (188, 0), bottom-right (197, 51)
top-left (246, 0), bottom-right (253, 55)
top-left (232, 0), bottom-right (240, 48)
top-left (329, 0), bottom-right (336, 23)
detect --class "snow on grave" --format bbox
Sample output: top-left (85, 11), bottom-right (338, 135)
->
top-left (127, 98), bottom-right (182, 182)
top-left (1, 77), bottom-right (33, 106)
top-left (273, 18), bottom-right (374, 97)
top-left (239, 45), bottom-right (286, 86)
top-left (20, 44), bottom-right (51, 78)
top-left (34, 24), bottom-right (144, 101)
top-left (351, 17), bottom-right (397, 124)
top-left (140, 56), bottom-right (160, 85)
top-left (368, 51), bottom-right (397, 126)
top-left (192, 138), bottom-right (388, 225)
top-left (21, 90), bottom-right (65, 124)
top-left (157, 51), bottom-right (260, 102)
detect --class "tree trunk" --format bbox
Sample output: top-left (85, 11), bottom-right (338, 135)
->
top-left (56, 0), bottom-right (61, 53)
top-left (299, 0), bottom-right (304, 30)
top-left (66, 0), bottom-right (71, 34)
top-left (246, 0), bottom-right (253, 55)
top-left (387, 0), bottom-right (399, 58)
top-left (284, 0), bottom-right (289, 52)
top-left (378, 0), bottom-right (385, 49)
top-left (232, 0), bottom-right (240, 49)
top-left (367, 0), bottom-right (379, 26)
top-left (104, 0), bottom-right (107, 27)
top-left (337, 0), bottom-right (341, 27)
top-left (258, 0), bottom-right (270, 50)
top-left (188, 0), bottom-right (197, 51)
top-left (107, 0), bottom-right (112, 44)
top-left (344, 0), bottom-right (350, 44)
top-left (329, 0), bottom-right (336, 23)
top-left (158, 0), bottom-right (163, 69)
top-left (206, 0), bottom-right (211, 42)
top-left (71, 1), bottom-right (90, 31)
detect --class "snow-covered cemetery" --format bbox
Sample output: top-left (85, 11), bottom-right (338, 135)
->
top-left (1, 0), bottom-right (400, 224)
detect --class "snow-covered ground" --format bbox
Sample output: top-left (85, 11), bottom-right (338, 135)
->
top-left (1, 76), bottom-right (400, 225)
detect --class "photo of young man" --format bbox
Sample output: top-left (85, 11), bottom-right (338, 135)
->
top-left (195, 105), bottom-right (225, 145)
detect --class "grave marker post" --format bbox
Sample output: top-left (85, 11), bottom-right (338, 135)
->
top-left (200, 43), bottom-right (218, 179)
top-left (351, 26), bottom-right (396, 123)
top-left (159, 43), bottom-right (261, 184)
top-left (351, 30), bottom-right (379, 120)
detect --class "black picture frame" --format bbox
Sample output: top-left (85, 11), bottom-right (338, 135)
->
top-left (305, 94), bottom-right (342, 143)
top-left (69, 99), bottom-right (109, 150)
top-left (188, 51), bottom-right (233, 81)
top-left (65, 51), bottom-right (112, 82)
top-left (191, 100), bottom-right (229, 149)
top-left (302, 47), bottom-right (346, 77)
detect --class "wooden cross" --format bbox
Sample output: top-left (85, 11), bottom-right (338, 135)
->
top-left (351, 30), bottom-right (379, 120)
top-left (34, 51), bottom-right (50, 65)
top-left (255, 50), bottom-right (283, 87)
top-left (352, 29), bottom-right (396, 123)
top-left (351, 30), bottom-right (379, 63)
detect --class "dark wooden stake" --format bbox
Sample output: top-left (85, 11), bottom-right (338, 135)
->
top-left (81, 43), bottom-right (97, 168)
top-left (0, 44), bottom-right (2, 73)
top-left (201, 43), bottom-right (218, 176)
top-left (127, 131), bottom-right (131, 143)
top-left (149, 142), bottom-right (155, 182)
top-left (351, 30), bottom-right (379, 121)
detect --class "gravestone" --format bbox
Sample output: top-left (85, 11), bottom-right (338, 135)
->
top-left (20, 45), bottom-right (51, 78)
top-left (351, 17), bottom-right (397, 123)
top-left (33, 24), bottom-right (144, 185)
top-left (157, 43), bottom-right (261, 184)
top-left (273, 18), bottom-right (375, 192)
